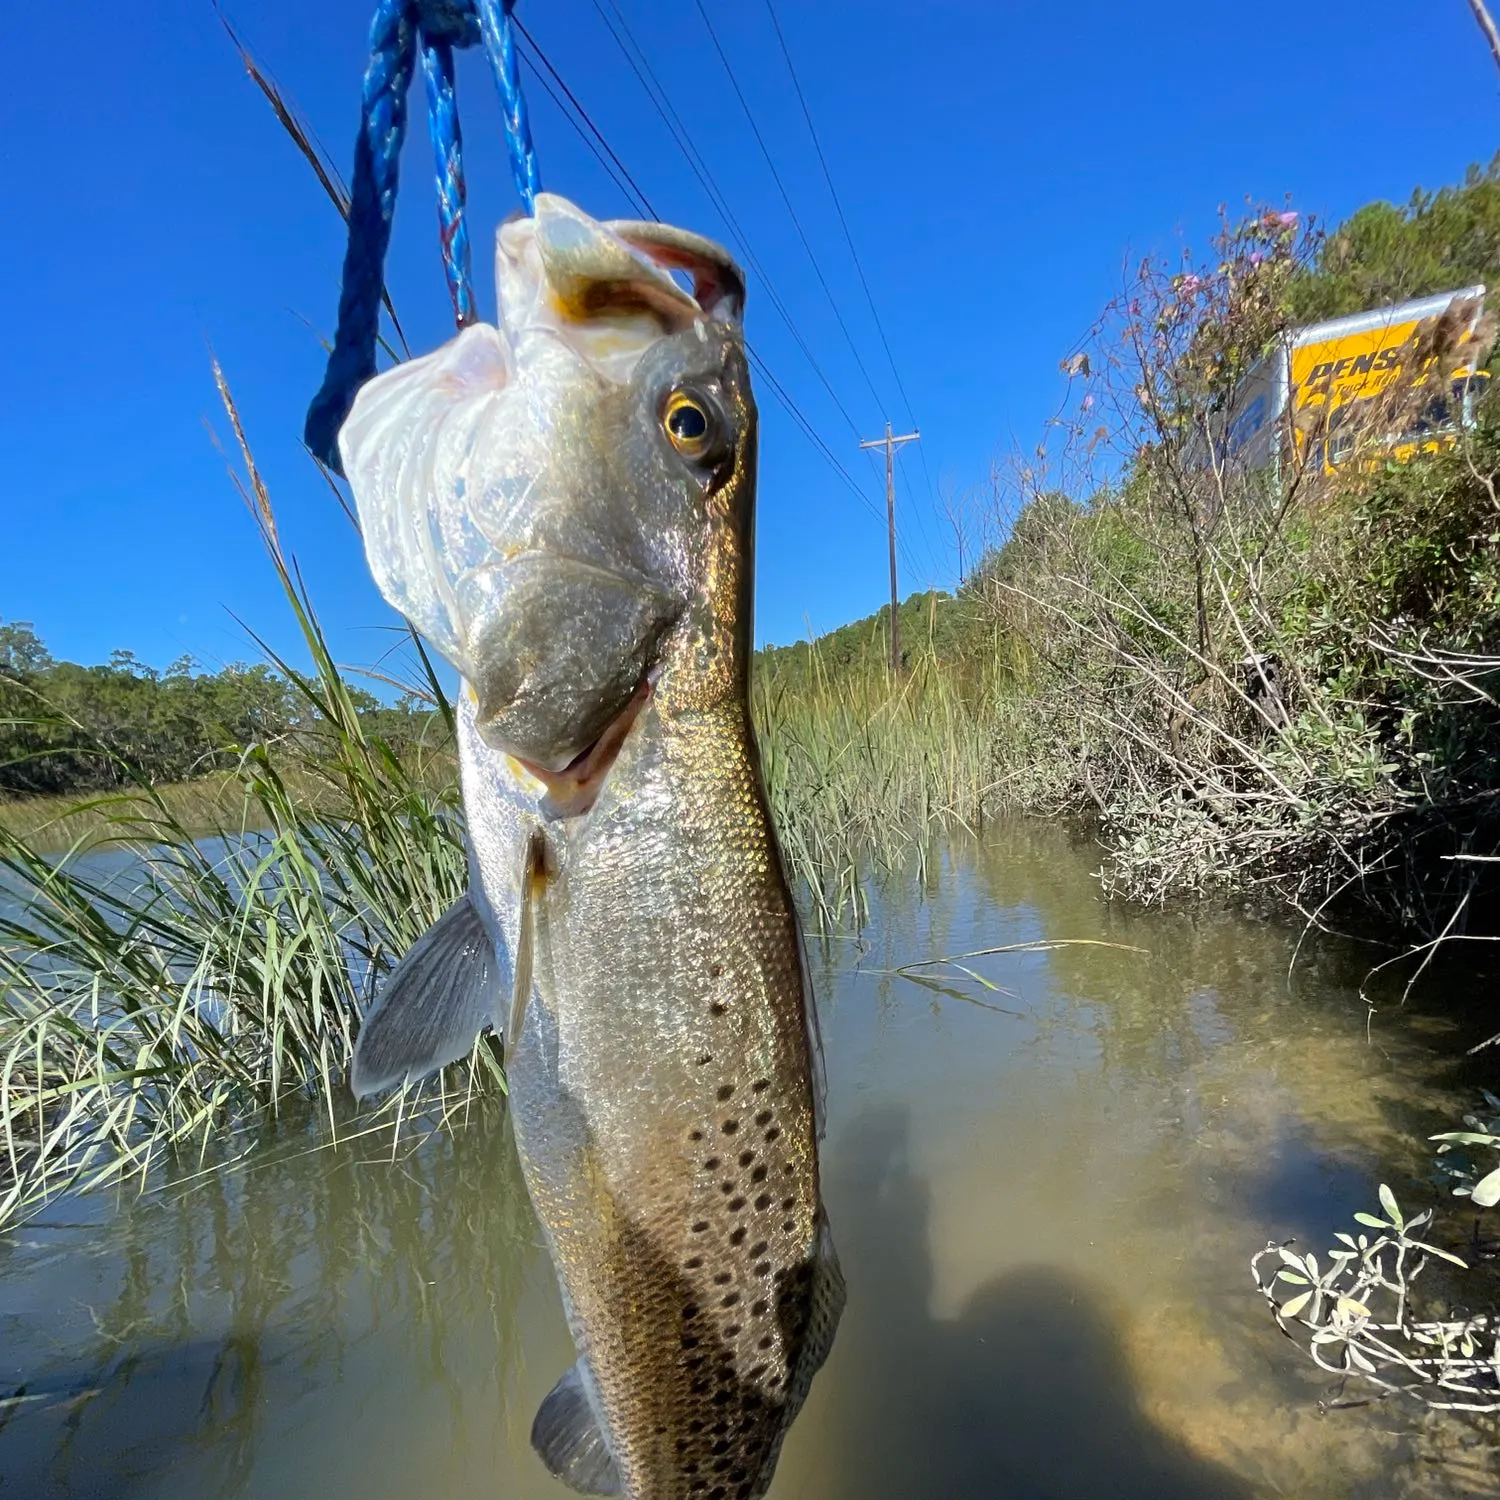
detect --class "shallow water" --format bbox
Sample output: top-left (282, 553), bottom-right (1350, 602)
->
top-left (2, 820), bottom-right (1498, 1499)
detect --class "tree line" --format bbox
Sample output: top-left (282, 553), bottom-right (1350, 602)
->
top-left (0, 621), bottom-right (436, 799)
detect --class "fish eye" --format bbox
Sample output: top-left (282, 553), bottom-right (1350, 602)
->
top-left (663, 390), bottom-right (721, 461)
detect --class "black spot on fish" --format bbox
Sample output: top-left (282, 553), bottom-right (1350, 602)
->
top-left (750, 1164), bottom-right (767, 1183)
top-left (704, 1156), bottom-right (720, 1171)
top-left (763, 1126), bottom-right (780, 1143)
top-left (722, 1119), bottom-right (739, 1135)
top-left (754, 1193), bottom-right (772, 1211)
top-left (721, 1182), bottom-right (735, 1195)
top-left (754, 1109), bottom-right (773, 1126)
top-left (721, 1291), bottom-right (740, 1308)
top-left (688, 1419), bottom-right (706, 1435)
top-left (690, 1129), bottom-right (704, 1142)
top-left (758, 1334), bottom-right (774, 1351)
top-left (751, 1299), bottom-right (768, 1317)
top-left (747, 1363), bottom-right (766, 1381)
top-left (738, 1149), bottom-right (756, 1167)
top-left (724, 1323), bottom-right (741, 1338)
top-left (749, 1240), bottom-right (767, 1257)
top-left (709, 1001), bottom-right (727, 1016)
top-left (710, 1439), bottom-right (730, 1455)
top-left (713, 1271), bottom-right (732, 1286)
top-left (682, 1333), bottom-right (701, 1349)
top-left (716, 1084), bottom-right (734, 1102)
top-left (729, 1196), bottom-right (746, 1212)
top-left (710, 962), bottom-right (724, 979)
top-left (684, 1302), bottom-right (700, 1319)
top-left (696, 1054), bottom-right (713, 1067)
top-left (686, 1255), bottom-right (704, 1270)
top-left (781, 1219), bottom-right (797, 1233)
top-left (755, 1260), bottom-right (772, 1277)
top-left (751, 1078), bottom-right (769, 1092)
top-left (729, 1226), bottom-right (747, 1246)
top-left (780, 1197), bottom-right (795, 1211)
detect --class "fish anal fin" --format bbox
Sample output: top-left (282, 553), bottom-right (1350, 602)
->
top-left (530, 1359), bottom-right (622, 1496)
top-left (349, 894), bottom-right (498, 1098)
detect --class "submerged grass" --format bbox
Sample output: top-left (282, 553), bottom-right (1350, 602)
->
top-left (0, 373), bottom-right (496, 1232)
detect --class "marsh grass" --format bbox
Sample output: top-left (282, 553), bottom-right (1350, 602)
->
top-left (0, 374), bottom-right (497, 1232)
top-left (754, 623), bottom-right (1007, 928)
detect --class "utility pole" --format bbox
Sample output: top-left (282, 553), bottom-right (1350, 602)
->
top-left (859, 421), bottom-right (920, 675)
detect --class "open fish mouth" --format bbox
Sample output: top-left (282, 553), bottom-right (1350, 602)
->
top-left (508, 676), bottom-right (655, 820)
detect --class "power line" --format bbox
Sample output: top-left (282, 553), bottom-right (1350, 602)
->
top-left (761, 0), bottom-right (946, 588)
top-left (691, 0), bottom-right (888, 418)
top-left (513, 18), bottom-right (654, 219)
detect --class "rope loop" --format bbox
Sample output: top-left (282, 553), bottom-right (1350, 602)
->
top-left (305, 0), bottom-right (540, 471)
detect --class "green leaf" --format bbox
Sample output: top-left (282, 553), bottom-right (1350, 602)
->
top-left (1277, 1270), bottom-right (1309, 1285)
top-left (1471, 1165), bottom-right (1500, 1208)
top-left (1280, 1291), bottom-right (1313, 1319)
top-left (1378, 1184), bottom-right (1402, 1228)
top-left (1353, 1212), bottom-right (1387, 1228)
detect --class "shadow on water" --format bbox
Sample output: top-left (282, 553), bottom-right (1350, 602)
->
top-left (820, 1106), bottom-right (1252, 1500)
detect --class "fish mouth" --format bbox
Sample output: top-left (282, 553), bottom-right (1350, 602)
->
top-left (512, 677), bottom-right (653, 820)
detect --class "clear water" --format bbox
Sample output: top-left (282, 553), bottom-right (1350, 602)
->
top-left (2, 821), bottom-right (1497, 1499)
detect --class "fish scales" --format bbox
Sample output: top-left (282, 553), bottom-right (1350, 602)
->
top-left (509, 415), bottom-right (829, 1498)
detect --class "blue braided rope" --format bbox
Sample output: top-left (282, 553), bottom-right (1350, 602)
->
top-left (305, 0), bottom-right (417, 470)
top-left (421, 36), bottom-right (476, 328)
top-left (305, 0), bottom-right (541, 471)
top-left (476, 0), bottom-right (541, 215)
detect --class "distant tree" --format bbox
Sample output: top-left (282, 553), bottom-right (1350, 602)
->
top-left (0, 620), bottom-right (53, 679)
top-left (1290, 155), bottom-right (1500, 323)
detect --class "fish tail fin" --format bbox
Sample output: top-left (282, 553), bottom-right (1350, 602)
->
top-left (531, 1359), bottom-right (623, 1495)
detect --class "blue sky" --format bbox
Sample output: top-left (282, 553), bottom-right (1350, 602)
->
top-left (2, 0), bottom-right (1497, 681)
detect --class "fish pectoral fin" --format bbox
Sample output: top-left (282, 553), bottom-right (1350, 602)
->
top-left (349, 894), bottom-right (498, 1099)
top-left (530, 1359), bottom-right (622, 1496)
top-left (506, 832), bottom-right (545, 1063)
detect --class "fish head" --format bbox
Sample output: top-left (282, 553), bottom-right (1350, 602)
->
top-left (338, 195), bottom-right (750, 770)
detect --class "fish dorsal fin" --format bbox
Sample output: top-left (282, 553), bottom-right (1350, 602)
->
top-left (506, 831), bottom-right (546, 1063)
top-left (349, 895), bottom-right (498, 1098)
top-left (531, 1359), bottom-right (622, 1496)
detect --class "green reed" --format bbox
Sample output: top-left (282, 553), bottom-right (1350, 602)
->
top-left (754, 624), bottom-right (1003, 929)
top-left (0, 375), bottom-right (496, 1232)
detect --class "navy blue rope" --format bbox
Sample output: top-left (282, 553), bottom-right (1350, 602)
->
top-left (305, 0), bottom-right (540, 472)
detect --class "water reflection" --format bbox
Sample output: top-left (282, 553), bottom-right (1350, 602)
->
top-left (820, 1107), bottom-right (1250, 1500)
top-left (1, 820), bottom-right (1496, 1498)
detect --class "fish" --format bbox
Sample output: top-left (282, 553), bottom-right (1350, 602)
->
top-left (337, 194), bottom-right (844, 1500)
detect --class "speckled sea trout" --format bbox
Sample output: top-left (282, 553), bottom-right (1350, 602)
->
top-left (338, 195), bottom-right (843, 1500)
